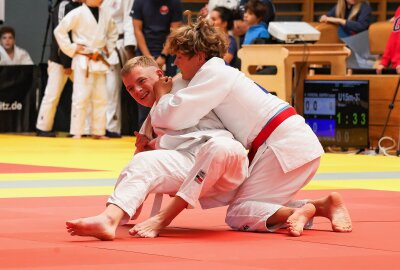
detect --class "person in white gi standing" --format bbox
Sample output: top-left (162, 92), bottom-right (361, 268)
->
top-left (36, 0), bottom-right (83, 137)
top-left (131, 17), bottom-right (353, 238)
top-left (54, 0), bottom-right (118, 139)
top-left (65, 56), bottom-right (248, 240)
top-left (0, 26), bottom-right (33, 65)
top-left (101, 0), bottom-right (136, 137)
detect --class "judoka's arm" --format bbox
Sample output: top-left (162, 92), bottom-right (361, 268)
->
top-left (54, 11), bottom-right (78, 58)
top-left (151, 65), bottom-right (233, 130)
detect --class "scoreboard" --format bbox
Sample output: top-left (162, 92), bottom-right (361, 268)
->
top-left (303, 80), bottom-right (369, 148)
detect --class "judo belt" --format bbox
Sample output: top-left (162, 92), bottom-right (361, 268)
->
top-left (248, 106), bottom-right (297, 165)
top-left (78, 52), bottom-right (111, 77)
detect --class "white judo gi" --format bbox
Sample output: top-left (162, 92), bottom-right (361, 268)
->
top-left (107, 77), bottom-right (248, 223)
top-left (54, 3), bottom-right (118, 136)
top-left (0, 45), bottom-right (33, 65)
top-left (151, 57), bottom-right (325, 232)
top-left (102, 0), bottom-right (136, 134)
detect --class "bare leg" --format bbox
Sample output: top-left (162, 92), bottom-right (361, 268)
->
top-left (129, 196), bottom-right (188, 238)
top-left (66, 204), bottom-right (125, 241)
top-left (310, 192), bottom-right (352, 232)
top-left (267, 204), bottom-right (316, 237)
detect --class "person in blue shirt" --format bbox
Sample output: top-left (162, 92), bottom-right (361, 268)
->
top-left (209, 6), bottom-right (238, 68)
top-left (242, 0), bottom-right (269, 45)
top-left (319, 0), bottom-right (372, 38)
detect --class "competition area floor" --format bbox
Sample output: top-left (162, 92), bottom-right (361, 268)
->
top-left (0, 134), bottom-right (399, 269)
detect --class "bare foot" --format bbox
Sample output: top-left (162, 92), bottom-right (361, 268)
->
top-left (129, 215), bottom-right (165, 238)
top-left (66, 214), bottom-right (117, 241)
top-left (312, 192), bottom-right (352, 232)
top-left (72, 135), bottom-right (81, 139)
top-left (286, 203), bottom-right (316, 237)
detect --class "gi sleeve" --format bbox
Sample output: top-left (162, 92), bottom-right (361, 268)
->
top-left (54, 9), bottom-right (79, 58)
top-left (151, 61), bottom-right (233, 130)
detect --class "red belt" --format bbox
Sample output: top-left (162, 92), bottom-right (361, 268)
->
top-left (248, 106), bottom-right (297, 164)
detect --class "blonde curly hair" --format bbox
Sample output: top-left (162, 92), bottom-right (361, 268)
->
top-left (167, 13), bottom-right (228, 59)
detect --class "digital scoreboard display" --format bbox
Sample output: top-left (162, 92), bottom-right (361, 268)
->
top-left (303, 80), bottom-right (369, 148)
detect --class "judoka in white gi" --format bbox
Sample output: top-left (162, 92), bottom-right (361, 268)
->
top-left (36, 0), bottom-right (83, 136)
top-left (131, 17), bottom-right (353, 238)
top-left (54, 0), bottom-right (118, 138)
top-left (0, 26), bottom-right (33, 65)
top-left (65, 56), bottom-right (248, 240)
top-left (101, 0), bottom-right (136, 137)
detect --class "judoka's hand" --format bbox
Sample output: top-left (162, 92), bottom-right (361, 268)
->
top-left (134, 132), bottom-right (154, 154)
top-left (396, 65), bottom-right (400, 74)
top-left (154, 76), bottom-right (173, 102)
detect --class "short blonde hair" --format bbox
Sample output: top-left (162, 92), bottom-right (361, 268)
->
top-left (167, 17), bottom-right (228, 59)
top-left (121, 56), bottom-right (159, 77)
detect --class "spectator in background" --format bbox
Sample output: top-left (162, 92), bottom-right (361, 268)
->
top-left (242, 0), bottom-right (269, 45)
top-left (131, 0), bottom-right (182, 129)
top-left (54, 0), bottom-right (118, 139)
top-left (233, 0), bottom-right (275, 45)
top-left (209, 6), bottom-right (238, 68)
top-left (102, 0), bottom-right (136, 138)
top-left (376, 6), bottom-right (400, 74)
top-left (319, 0), bottom-right (372, 38)
top-left (199, 0), bottom-right (240, 18)
top-left (36, 0), bottom-right (83, 137)
top-left (0, 26), bottom-right (33, 65)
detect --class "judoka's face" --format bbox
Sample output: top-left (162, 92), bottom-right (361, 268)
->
top-left (0, 33), bottom-right (15, 51)
top-left (123, 66), bottom-right (163, 107)
top-left (174, 52), bottom-right (206, 80)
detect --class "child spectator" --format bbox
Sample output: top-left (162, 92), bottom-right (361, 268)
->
top-left (242, 0), bottom-right (269, 45)
top-left (0, 26), bottom-right (33, 65)
top-left (54, 0), bottom-right (118, 139)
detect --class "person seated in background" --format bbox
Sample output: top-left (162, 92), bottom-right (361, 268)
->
top-left (319, 0), bottom-right (371, 38)
top-left (233, 0), bottom-right (274, 46)
top-left (242, 0), bottom-right (269, 45)
top-left (209, 6), bottom-right (238, 68)
top-left (376, 6), bottom-right (400, 74)
top-left (0, 26), bottom-right (33, 65)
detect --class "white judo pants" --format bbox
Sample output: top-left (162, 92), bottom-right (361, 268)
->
top-left (225, 146), bottom-right (320, 232)
top-left (105, 63), bottom-right (122, 134)
top-left (107, 137), bottom-right (248, 223)
top-left (70, 66), bottom-right (107, 136)
top-left (36, 61), bottom-right (73, 131)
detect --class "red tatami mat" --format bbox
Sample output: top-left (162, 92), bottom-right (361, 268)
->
top-left (0, 189), bottom-right (399, 270)
top-left (0, 163), bottom-right (103, 173)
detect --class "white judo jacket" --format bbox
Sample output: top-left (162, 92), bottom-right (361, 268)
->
top-left (151, 57), bottom-right (324, 173)
top-left (0, 45), bottom-right (33, 65)
top-left (54, 3), bottom-right (118, 73)
top-left (140, 75), bottom-right (234, 149)
top-left (101, 0), bottom-right (136, 65)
